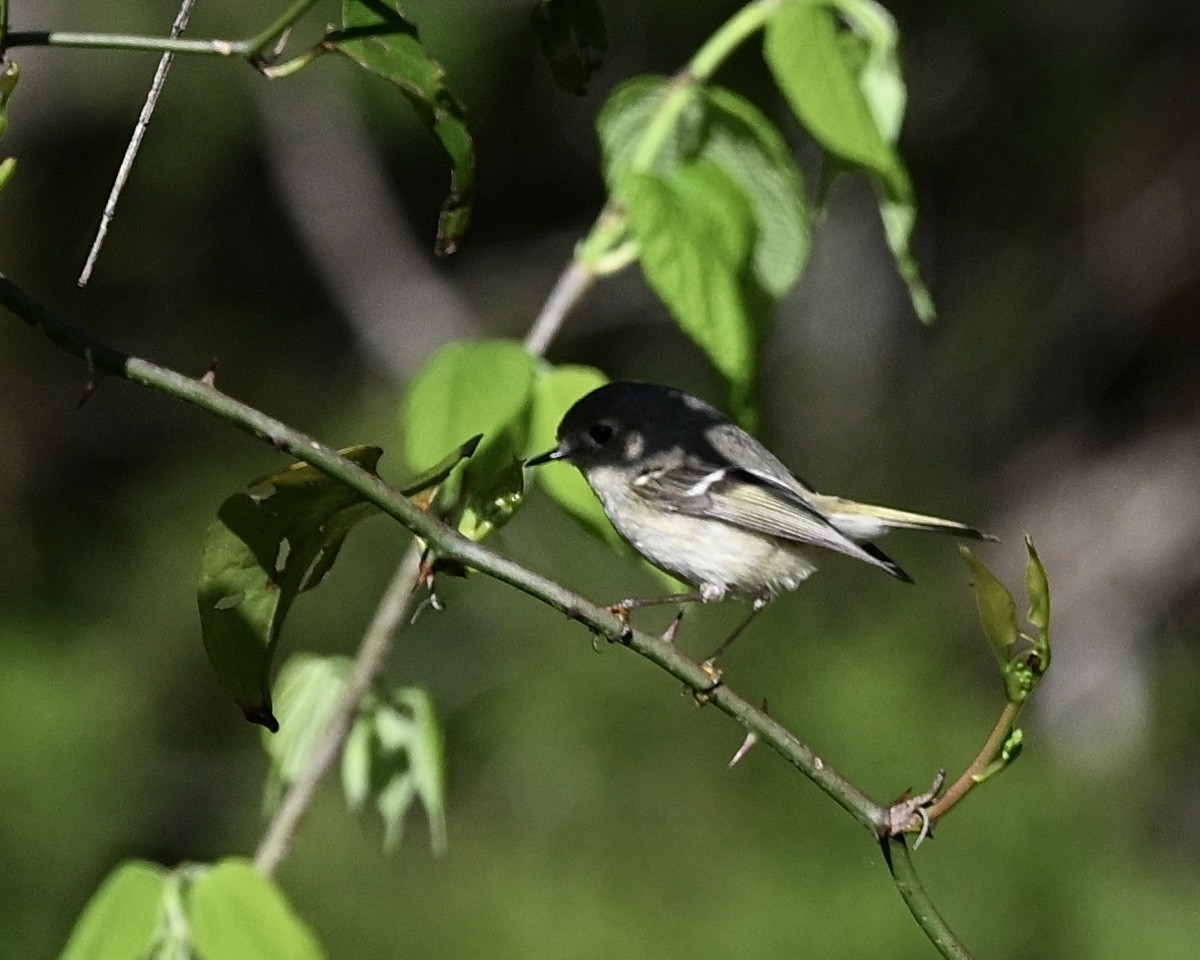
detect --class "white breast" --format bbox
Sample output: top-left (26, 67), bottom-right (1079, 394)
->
top-left (586, 466), bottom-right (818, 600)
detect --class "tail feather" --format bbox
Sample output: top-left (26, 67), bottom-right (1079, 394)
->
top-left (813, 496), bottom-right (996, 543)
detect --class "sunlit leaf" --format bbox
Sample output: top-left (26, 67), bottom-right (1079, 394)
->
top-left (401, 340), bottom-right (537, 540)
top-left (262, 655), bottom-right (353, 809)
top-left (58, 861), bottom-right (165, 960)
top-left (197, 447), bottom-right (384, 730)
top-left (701, 86), bottom-right (810, 296)
top-left (0, 60), bottom-right (19, 190)
top-left (530, 0), bottom-right (608, 95)
top-left (402, 340), bottom-right (536, 472)
top-left (620, 162), bottom-right (765, 411)
top-left (766, 4), bottom-right (893, 175)
top-left (337, 687), bottom-right (449, 855)
top-left (332, 0), bottom-right (474, 254)
top-left (833, 0), bottom-right (905, 144)
top-left (598, 80), bottom-right (806, 391)
top-left (765, 1), bottom-right (933, 321)
top-left (597, 75), bottom-right (701, 185)
top-left (186, 859), bottom-right (325, 960)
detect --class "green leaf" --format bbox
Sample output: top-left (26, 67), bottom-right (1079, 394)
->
top-left (341, 710), bottom-right (374, 812)
top-left (620, 162), bottom-right (765, 409)
top-left (598, 76), bottom-right (701, 186)
top-left (959, 545), bottom-right (1019, 667)
top-left (397, 433), bottom-right (482, 500)
top-left (599, 81), bottom-right (805, 393)
top-left (1025, 535), bottom-right (1050, 643)
top-left (344, 688), bottom-right (448, 854)
top-left (459, 455), bottom-right (526, 541)
top-left (960, 544), bottom-right (1052, 704)
top-left (197, 447), bottom-right (384, 730)
top-left (0, 157), bottom-right (15, 192)
top-left (402, 340), bottom-right (537, 472)
top-left (833, 0), bottom-right (905, 144)
top-left (333, 0), bottom-right (474, 255)
top-left (530, 0), bottom-right (608, 95)
top-left (701, 86), bottom-right (810, 296)
top-left (527, 364), bottom-right (619, 545)
top-left (765, 1), bottom-right (933, 322)
top-left (766, 4), bottom-right (894, 176)
top-left (401, 340), bottom-right (537, 540)
top-left (186, 859), bottom-right (324, 960)
top-left (59, 861), bottom-right (165, 960)
top-left (380, 689), bottom-right (448, 853)
top-left (262, 655), bottom-right (353, 809)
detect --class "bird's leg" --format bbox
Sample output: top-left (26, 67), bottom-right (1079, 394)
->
top-left (700, 595), bottom-right (772, 684)
top-left (607, 591), bottom-right (707, 642)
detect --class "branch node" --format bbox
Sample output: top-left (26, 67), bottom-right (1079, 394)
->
top-left (883, 769), bottom-right (946, 840)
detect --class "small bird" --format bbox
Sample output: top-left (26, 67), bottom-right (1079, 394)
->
top-left (526, 381), bottom-right (992, 664)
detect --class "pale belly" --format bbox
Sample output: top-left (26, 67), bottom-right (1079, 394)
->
top-left (594, 481), bottom-right (818, 600)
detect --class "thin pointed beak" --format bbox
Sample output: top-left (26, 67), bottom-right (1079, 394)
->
top-left (524, 445), bottom-right (567, 467)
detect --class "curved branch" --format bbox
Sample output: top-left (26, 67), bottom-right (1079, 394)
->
top-left (0, 269), bottom-right (887, 836)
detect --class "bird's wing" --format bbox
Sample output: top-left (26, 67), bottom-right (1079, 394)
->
top-left (630, 463), bottom-right (909, 580)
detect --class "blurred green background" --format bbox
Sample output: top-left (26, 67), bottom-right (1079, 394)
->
top-left (4, 0), bottom-right (1200, 957)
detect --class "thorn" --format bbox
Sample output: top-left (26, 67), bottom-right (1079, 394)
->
top-left (200, 358), bottom-right (218, 386)
top-left (661, 610), bottom-right (684, 644)
top-left (728, 729), bottom-right (758, 767)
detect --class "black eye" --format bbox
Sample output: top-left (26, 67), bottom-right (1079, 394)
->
top-left (587, 421), bottom-right (615, 446)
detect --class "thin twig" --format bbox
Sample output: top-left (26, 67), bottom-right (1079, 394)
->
top-left (78, 0), bottom-right (195, 287)
top-left (885, 837), bottom-right (975, 960)
top-left (523, 258), bottom-right (596, 355)
top-left (255, 543), bottom-right (425, 876)
top-left (928, 701), bottom-right (1021, 822)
